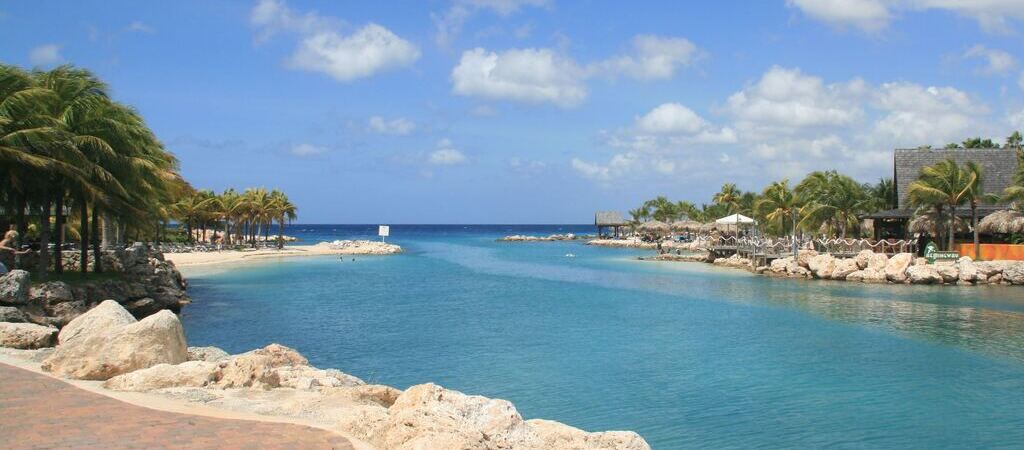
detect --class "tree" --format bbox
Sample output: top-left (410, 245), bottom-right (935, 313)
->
top-left (907, 158), bottom-right (974, 250)
top-left (712, 183), bottom-right (742, 215)
top-left (755, 180), bottom-right (800, 236)
top-left (962, 137), bottom-right (999, 149)
top-left (962, 161), bottom-right (998, 260)
top-left (795, 171), bottom-right (869, 238)
top-left (868, 178), bottom-right (897, 211)
top-left (268, 190), bottom-right (297, 249)
top-left (1006, 131), bottom-right (1023, 151)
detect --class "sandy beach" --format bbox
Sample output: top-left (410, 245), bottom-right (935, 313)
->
top-left (165, 241), bottom-right (402, 267)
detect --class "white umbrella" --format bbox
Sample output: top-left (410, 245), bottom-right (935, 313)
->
top-left (715, 214), bottom-right (756, 236)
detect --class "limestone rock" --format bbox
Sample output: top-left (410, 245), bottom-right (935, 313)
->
top-left (57, 299), bottom-right (135, 345)
top-left (907, 265), bottom-right (942, 285)
top-left (0, 306), bottom-right (29, 323)
top-left (28, 281), bottom-right (74, 305)
top-left (0, 322), bottom-right (57, 349)
top-left (854, 250), bottom-right (873, 269)
top-left (0, 270), bottom-right (30, 305)
top-left (830, 259), bottom-right (859, 280)
top-left (103, 361), bottom-right (219, 391)
top-left (770, 257), bottom-right (792, 274)
top-left (867, 253), bottom-right (889, 271)
top-left (276, 365), bottom-right (364, 390)
top-left (42, 309), bottom-right (188, 380)
top-left (526, 419), bottom-right (650, 450)
top-left (934, 264), bottom-right (959, 283)
top-left (885, 253), bottom-right (914, 282)
top-left (187, 346), bottom-right (230, 362)
top-left (212, 344), bottom-right (306, 389)
top-left (957, 257), bottom-right (978, 282)
top-left (808, 254), bottom-right (836, 279)
top-left (847, 268), bottom-right (887, 283)
top-left (796, 249), bottom-right (818, 268)
top-left (1005, 262), bottom-right (1024, 285)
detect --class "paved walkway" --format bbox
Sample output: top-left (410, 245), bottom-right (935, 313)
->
top-left (0, 362), bottom-right (354, 450)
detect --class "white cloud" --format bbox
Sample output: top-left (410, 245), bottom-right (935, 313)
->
top-left (508, 157), bottom-right (547, 173)
top-left (594, 35), bottom-right (699, 80)
top-left (127, 21), bottom-right (155, 33)
top-left (636, 103), bottom-right (708, 134)
top-left (429, 139), bottom-right (467, 165)
top-left (368, 116), bottom-right (417, 135)
top-left (963, 44), bottom-right (1016, 75)
top-left (290, 143), bottom-right (326, 156)
top-left (787, 0), bottom-right (892, 32)
top-left (724, 66), bottom-right (866, 134)
top-left (871, 82), bottom-right (988, 146)
top-left (433, 0), bottom-right (548, 47)
top-left (571, 153), bottom-right (641, 181)
top-left (789, 0), bottom-right (1024, 34)
top-left (452, 47), bottom-right (588, 107)
top-left (470, 105), bottom-right (499, 116)
top-left (251, 0), bottom-right (419, 82)
top-left (1010, 109), bottom-right (1024, 130)
top-left (29, 44), bottom-right (63, 66)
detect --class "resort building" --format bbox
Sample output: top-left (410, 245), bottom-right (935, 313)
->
top-left (866, 147), bottom-right (1019, 240)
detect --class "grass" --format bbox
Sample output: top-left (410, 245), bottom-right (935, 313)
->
top-left (31, 271), bottom-right (124, 286)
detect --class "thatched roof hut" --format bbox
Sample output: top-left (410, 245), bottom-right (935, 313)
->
top-left (671, 220), bottom-right (702, 232)
top-left (977, 209), bottom-right (1024, 234)
top-left (909, 214), bottom-right (967, 234)
top-left (638, 220), bottom-right (670, 235)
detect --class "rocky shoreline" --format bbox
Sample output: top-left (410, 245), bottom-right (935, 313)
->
top-left (0, 246), bottom-right (650, 449)
top-left (649, 249), bottom-right (1024, 286)
top-left (500, 233), bottom-right (594, 242)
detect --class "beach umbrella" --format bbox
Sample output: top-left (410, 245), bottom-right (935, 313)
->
top-left (977, 209), bottom-right (1024, 234)
top-left (909, 213), bottom-right (966, 235)
top-left (671, 220), bottom-right (703, 232)
top-left (638, 220), bottom-right (671, 236)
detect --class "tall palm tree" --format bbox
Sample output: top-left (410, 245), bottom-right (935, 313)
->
top-left (796, 171), bottom-right (869, 238)
top-left (712, 183), bottom-right (741, 215)
top-left (907, 158), bottom-right (975, 250)
top-left (268, 190), bottom-right (297, 249)
top-left (962, 161), bottom-right (999, 260)
top-left (755, 180), bottom-right (799, 236)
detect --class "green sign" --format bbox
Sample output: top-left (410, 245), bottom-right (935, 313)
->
top-left (924, 242), bottom-right (959, 263)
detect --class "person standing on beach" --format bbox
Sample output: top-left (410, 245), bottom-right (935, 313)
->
top-left (0, 230), bottom-right (30, 274)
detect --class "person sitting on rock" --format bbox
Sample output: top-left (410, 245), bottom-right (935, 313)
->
top-left (0, 230), bottom-right (30, 274)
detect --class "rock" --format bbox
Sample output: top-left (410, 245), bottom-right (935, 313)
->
top-left (28, 281), bottom-right (74, 305)
top-left (885, 253), bottom-right (914, 283)
top-left (0, 270), bottom-right (30, 305)
top-left (124, 298), bottom-right (161, 318)
top-left (213, 344), bottom-right (307, 389)
top-left (808, 254), bottom-right (836, 279)
top-left (854, 250), bottom-right (873, 269)
top-left (349, 384), bottom-right (402, 408)
top-left (0, 306), bottom-right (29, 323)
top-left (42, 309), bottom-right (188, 380)
top-left (907, 265), bottom-right (943, 285)
top-left (831, 259), bottom-right (860, 280)
top-left (103, 361), bottom-right (219, 391)
top-left (934, 263), bottom-right (959, 283)
top-left (187, 346), bottom-right (230, 362)
top-left (45, 301), bottom-right (91, 328)
top-left (770, 257), bottom-right (792, 274)
top-left (276, 365), bottom-right (364, 390)
top-left (0, 322), bottom-right (57, 349)
top-left (57, 299), bottom-right (135, 345)
top-left (914, 257), bottom-right (928, 267)
top-left (847, 269), bottom-right (887, 283)
top-left (796, 249), bottom-right (818, 268)
top-left (957, 257), bottom-right (978, 282)
top-left (1004, 262), bottom-right (1024, 285)
top-left (526, 419), bottom-right (651, 450)
top-left (975, 261), bottom-right (1006, 278)
top-left (867, 253), bottom-right (889, 271)
top-left (989, 273), bottom-right (1004, 284)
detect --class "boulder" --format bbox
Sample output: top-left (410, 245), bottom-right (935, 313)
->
top-left (853, 250), bottom-right (873, 269)
top-left (934, 264), bottom-right (959, 283)
top-left (770, 257), bottom-right (792, 274)
top-left (796, 250), bottom-right (818, 268)
top-left (0, 306), bottom-right (29, 323)
top-left (808, 254), bottom-right (836, 279)
top-left (847, 269), bottom-right (887, 283)
top-left (907, 265), bottom-right (942, 285)
top-left (28, 281), bottom-right (74, 305)
top-left (45, 301), bottom-right (91, 328)
top-left (276, 365), bottom-right (365, 390)
top-left (0, 270), bottom-right (30, 305)
top-left (0, 322), bottom-right (57, 349)
top-left (348, 384), bottom-right (403, 408)
top-left (975, 261), bottom-right (1006, 278)
top-left (914, 257), bottom-right (928, 267)
top-left (103, 361), bottom-right (219, 391)
top-left (830, 259), bottom-right (860, 280)
top-left (526, 419), bottom-right (651, 450)
top-left (867, 253), bottom-right (889, 271)
top-left (187, 346), bottom-right (230, 362)
top-left (1004, 262), bottom-right (1024, 285)
top-left (957, 257), bottom-right (978, 283)
top-left (124, 298), bottom-right (161, 318)
top-left (42, 309), bottom-right (188, 380)
top-left (57, 299), bottom-right (135, 345)
top-left (212, 344), bottom-right (307, 389)
top-left (885, 253), bottom-right (914, 282)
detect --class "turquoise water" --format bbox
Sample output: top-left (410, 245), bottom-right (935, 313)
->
top-left (180, 225), bottom-right (1024, 448)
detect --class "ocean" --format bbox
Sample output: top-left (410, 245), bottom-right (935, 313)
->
top-left (180, 224), bottom-right (1024, 448)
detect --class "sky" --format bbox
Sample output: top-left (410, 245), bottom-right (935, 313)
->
top-left (3, 0), bottom-right (1024, 223)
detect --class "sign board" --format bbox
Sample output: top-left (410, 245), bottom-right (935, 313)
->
top-left (925, 242), bottom-right (959, 263)
top-left (378, 225), bottom-right (390, 242)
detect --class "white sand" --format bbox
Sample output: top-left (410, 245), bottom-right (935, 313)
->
top-left (165, 242), bottom-right (401, 268)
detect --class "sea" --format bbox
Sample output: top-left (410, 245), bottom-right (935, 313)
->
top-left (179, 224), bottom-right (1024, 449)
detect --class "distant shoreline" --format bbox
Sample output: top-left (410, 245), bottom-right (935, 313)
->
top-left (165, 242), bottom-right (401, 268)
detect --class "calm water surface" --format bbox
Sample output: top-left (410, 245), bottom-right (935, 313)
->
top-left (180, 225), bottom-right (1024, 449)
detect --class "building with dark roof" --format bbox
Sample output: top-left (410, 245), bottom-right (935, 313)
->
top-left (595, 211), bottom-right (627, 238)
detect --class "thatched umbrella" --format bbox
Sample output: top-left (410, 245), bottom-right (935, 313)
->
top-left (638, 220), bottom-right (671, 236)
top-left (977, 209), bottom-right (1024, 234)
top-left (909, 213), bottom-right (967, 235)
top-left (671, 220), bottom-right (702, 232)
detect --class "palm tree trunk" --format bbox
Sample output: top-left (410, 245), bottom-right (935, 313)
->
top-left (91, 205), bottom-right (102, 273)
top-left (54, 188), bottom-right (64, 274)
top-left (277, 219), bottom-right (284, 249)
top-left (972, 201), bottom-right (979, 260)
top-left (38, 188), bottom-right (51, 279)
top-left (948, 205), bottom-right (955, 251)
top-left (223, 220), bottom-right (230, 246)
top-left (80, 197), bottom-right (88, 274)
top-left (186, 219), bottom-right (193, 244)
top-left (15, 192), bottom-right (26, 247)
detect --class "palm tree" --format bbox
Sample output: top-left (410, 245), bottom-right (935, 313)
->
top-left (713, 183), bottom-right (741, 214)
top-left (755, 180), bottom-right (799, 236)
top-left (268, 190), bottom-right (297, 249)
top-left (1006, 131), bottom-right (1022, 151)
top-left (962, 161), bottom-right (999, 260)
top-left (796, 171), bottom-right (869, 238)
top-left (907, 158), bottom-right (975, 250)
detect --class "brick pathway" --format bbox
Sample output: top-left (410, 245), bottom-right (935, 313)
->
top-left (0, 362), bottom-right (354, 450)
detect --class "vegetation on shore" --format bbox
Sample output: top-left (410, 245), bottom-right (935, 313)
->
top-left (173, 188), bottom-right (297, 248)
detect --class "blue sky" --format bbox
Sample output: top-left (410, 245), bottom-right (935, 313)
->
top-left (3, 0), bottom-right (1024, 223)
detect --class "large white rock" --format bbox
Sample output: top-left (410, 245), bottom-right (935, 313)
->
top-left (103, 361), bottom-right (219, 391)
top-left (853, 250), bottom-right (873, 269)
top-left (885, 253), bottom-right (914, 282)
top-left (0, 270), bottom-right (30, 305)
top-left (383, 383), bottom-right (651, 450)
top-left (808, 254), bottom-right (836, 279)
top-left (796, 250), bottom-right (818, 268)
top-left (770, 257), bottom-right (792, 274)
top-left (934, 263), bottom-right (959, 283)
top-left (907, 265), bottom-right (943, 285)
top-left (187, 346), bottom-right (230, 362)
top-left (58, 299), bottom-right (135, 345)
top-left (276, 365), bottom-right (365, 390)
top-left (830, 259), bottom-right (860, 280)
top-left (213, 344), bottom-right (308, 389)
top-left (867, 253), bottom-right (889, 271)
top-left (1005, 262), bottom-right (1024, 285)
top-left (957, 257), bottom-right (978, 282)
top-left (0, 322), bottom-right (57, 349)
top-left (846, 269), bottom-right (887, 283)
top-left (42, 309), bottom-right (188, 380)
